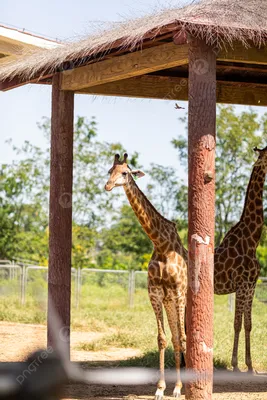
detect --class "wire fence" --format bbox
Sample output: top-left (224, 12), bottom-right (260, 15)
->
top-left (0, 260), bottom-right (267, 310)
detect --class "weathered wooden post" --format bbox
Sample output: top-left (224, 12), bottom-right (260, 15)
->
top-left (48, 73), bottom-right (74, 358)
top-left (186, 37), bottom-right (216, 399)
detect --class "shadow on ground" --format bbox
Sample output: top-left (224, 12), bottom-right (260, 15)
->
top-left (64, 363), bottom-right (267, 399)
top-left (78, 348), bottom-right (225, 369)
top-left (1, 349), bottom-right (267, 400)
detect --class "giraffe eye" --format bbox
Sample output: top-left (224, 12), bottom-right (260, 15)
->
top-left (122, 172), bottom-right (127, 176)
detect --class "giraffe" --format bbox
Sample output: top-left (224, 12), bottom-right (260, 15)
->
top-left (105, 153), bottom-right (188, 399)
top-left (214, 146), bottom-right (267, 372)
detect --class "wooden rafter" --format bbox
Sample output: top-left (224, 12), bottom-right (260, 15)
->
top-left (61, 41), bottom-right (267, 92)
top-left (77, 75), bottom-right (267, 106)
top-left (217, 42), bottom-right (267, 65)
top-left (61, 42), bottom-right (189, 91)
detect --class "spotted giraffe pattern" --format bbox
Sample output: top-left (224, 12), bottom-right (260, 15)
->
top-left (105, 153), bottom-right (188, 399)
top-left (214, 147), bottom-right (267, 371)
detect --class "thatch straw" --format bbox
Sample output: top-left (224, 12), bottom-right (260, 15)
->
top-left (1, 0), bottom-right (267, 82)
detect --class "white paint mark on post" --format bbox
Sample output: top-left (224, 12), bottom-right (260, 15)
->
top-left (191, 234), bottom-right (210, 245)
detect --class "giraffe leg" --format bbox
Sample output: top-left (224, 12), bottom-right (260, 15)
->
top-left (175, 297), bottom-right (186, 358)
top-left (149, 285), bottom-right (167, 400)
top-left (244, 287), bottom-right (256, 373)
top-left (163, 297), bottom-right (183, 398)
top-left (231, 291), bottom-right (245, 372)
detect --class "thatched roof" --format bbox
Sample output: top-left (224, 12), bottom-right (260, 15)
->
top-left (1, 0), bottom-right (267, 83)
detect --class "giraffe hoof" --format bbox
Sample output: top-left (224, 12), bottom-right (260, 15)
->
top-left (155, 388), bottom-right (164, 400)
top-left (173, 390), bottom-right (181, 398)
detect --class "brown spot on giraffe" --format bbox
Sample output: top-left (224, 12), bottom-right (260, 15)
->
top-left (214, 145), bottom-right (267, 372)
top-left (225, 258), bottom-right (234, 270)
top-left (105, 153), bottom-right (188, 399)
top-left (248, 202), bottom-right (255, 212)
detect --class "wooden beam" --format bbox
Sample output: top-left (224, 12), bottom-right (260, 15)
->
top-left (217, 42), bottom-right (267, 65)
top-left (62, 41), bottom-right (267, 92)
top-left (47, 74), bottom-right (74, 359)
top-left (0, 73), bottom-right (53, 91)
top-left (61, 42), bottom-right (189, 91)
top-left (216, 63), bottom-right (267, 74)
top-left (186, 36), bottom-right (216, 400)
top-left (77, 75), bottom-right (267, 106)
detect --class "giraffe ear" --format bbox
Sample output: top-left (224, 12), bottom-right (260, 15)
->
top-left (131, 170), bottom-right (145, 179)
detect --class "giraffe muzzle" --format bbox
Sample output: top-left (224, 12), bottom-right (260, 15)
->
top-left (104, 183), bottom-right (113, 191)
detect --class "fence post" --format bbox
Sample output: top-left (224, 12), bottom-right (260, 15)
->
top-left (75, 267), bottom-right (81, 309)
top-left (20, 265), bottom-right (26, 305)
top-left (128, 270), bottom-right (135, 308)
top-left (9, 262), bottom-right (12, 280)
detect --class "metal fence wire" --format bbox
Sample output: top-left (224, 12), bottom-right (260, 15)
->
top-left (0, 261), bottom-right (266, 310)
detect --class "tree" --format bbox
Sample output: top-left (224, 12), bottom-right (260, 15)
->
top-left (146, 163), bottom-right (188, 232)
top-left (0, 116), bottom-right (141, 266)
top-left (98, 204), bottom-right (153, 270)
top-left (0, 147), bottom-right (48, 260)
top-left (38, 116), bottom-right (139, 227)
top-left (172, 105), bottom-right (267, 246)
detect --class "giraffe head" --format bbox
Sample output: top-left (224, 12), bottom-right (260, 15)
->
top-left (105, 153), bottom-right (145, 191)
top-left (254, 146), bottom-right (267, 173)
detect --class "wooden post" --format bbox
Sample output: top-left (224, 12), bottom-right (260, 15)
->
top-left (186, 38), bottom-right (216, 399)
top-left (48, 73), bottom-right (74, 358)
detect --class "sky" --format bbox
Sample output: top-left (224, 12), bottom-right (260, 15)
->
top-left (0, 0), bottom-right (265, 190)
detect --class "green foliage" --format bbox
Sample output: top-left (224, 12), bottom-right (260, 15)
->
top-left (72, 224), bottom-right (97, 269)
top-left (98, 204), bottom-right (152, 270)
top-left (146, 163), bottom-right (187, 227)
top-left (39, 116), bottom-right (130, 226)
top-left (0, 116), bottom-right (143, 267)
top-left (172, 105), bottom-right (267, 247)
top-left (0, 146), bottom-right (48, 260)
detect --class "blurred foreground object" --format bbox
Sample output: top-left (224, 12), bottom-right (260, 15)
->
top-left (0, 349), bottom-right (68, 400)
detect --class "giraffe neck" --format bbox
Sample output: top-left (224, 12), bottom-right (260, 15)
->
top-left (123, 177), bottom-right (176, 249)
top-left (240, 164), bottom-right (266, 242)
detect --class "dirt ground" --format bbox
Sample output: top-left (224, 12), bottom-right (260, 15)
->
top-left (0, 322), bottom-right (266, 400)
top-left (0, 321), bottom-right (140, 362)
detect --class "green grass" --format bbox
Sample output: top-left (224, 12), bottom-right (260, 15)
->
top-left (79, 331), bottom-right (140, 352)
top-left (0, 278), bottom-right (267, 371)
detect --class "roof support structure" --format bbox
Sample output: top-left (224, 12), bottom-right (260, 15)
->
top-left (78, 75), bottom-right (267, 106)
top-left (61, 42), bottom-right (189, 91)
top-left (218, 42), bottom-right (267, 65)
top-left (47, 74), bottom-right (74, 358)
top-left (186, 38), bottom-right (216, 400)
top-left (59, 41), bottom-right (267, 93)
